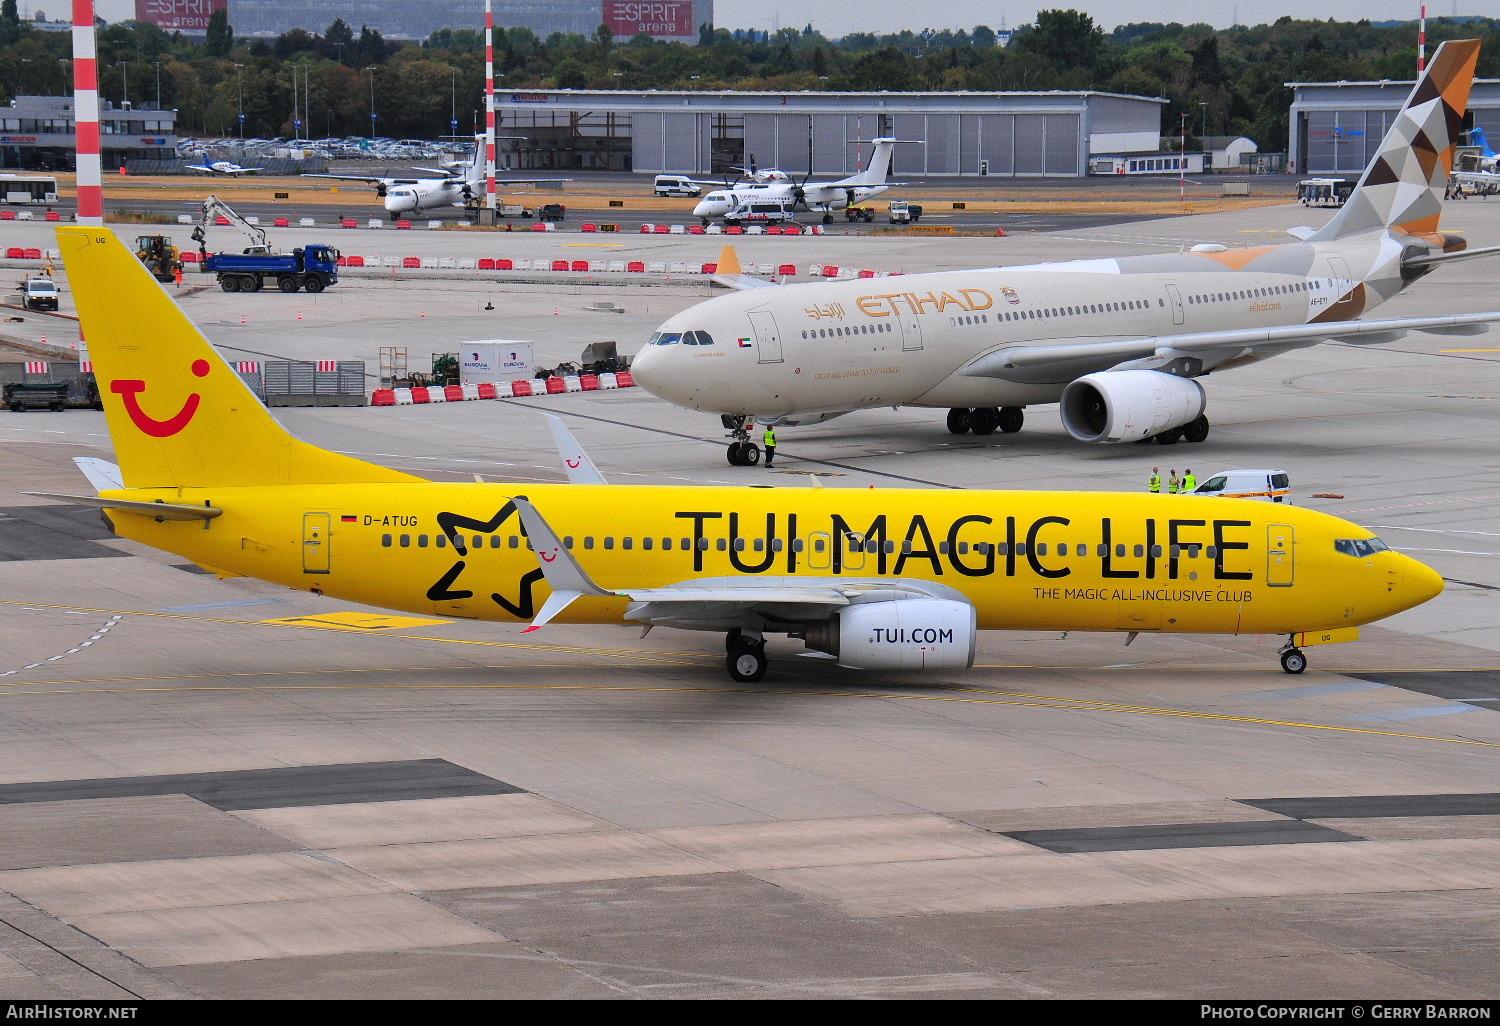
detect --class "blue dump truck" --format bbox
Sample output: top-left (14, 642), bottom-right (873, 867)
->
top-left (205, 244), bottom-right (340, 294)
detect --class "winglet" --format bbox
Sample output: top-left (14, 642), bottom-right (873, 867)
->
top-left (72, 457), bottom-right (124, 493)
top-left (510, 496), bottom-right (612, 631)
top-left (716, 244), bottom-right (743, 275)
top-left (540, 413), bottom-right (607, 485)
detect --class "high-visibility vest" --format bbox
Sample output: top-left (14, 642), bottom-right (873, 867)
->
top-left (1169, 478), bottom-right (1180, 493)
top-left (1182, 473), bottom-right (1197, 491)
top-left (1148, 474), bottom-right (1161, 493)
top-left (764, 428), bottom-right (776, 446)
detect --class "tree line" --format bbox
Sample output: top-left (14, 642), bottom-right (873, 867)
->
top-left (2, 6), bottom-right (1498, 150)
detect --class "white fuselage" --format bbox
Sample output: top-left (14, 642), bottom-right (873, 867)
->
top-left (693, 182), bottom-right (888, 220)
top-left (632, 236), bottom-right (1399, 420)
top-left (384, 179), bottom-right (469, 214)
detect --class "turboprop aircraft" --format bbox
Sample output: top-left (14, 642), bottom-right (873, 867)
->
top-left (637, 40), bottom-right (1500, 466)
top-left (30, 226), bottom-right (1444, 683)
top-left (183, 160), bottom-right (265, 176)
top-left (305, 136), bottom-right (567, 215)
top-left (692, 138), bottom-right (906, 225)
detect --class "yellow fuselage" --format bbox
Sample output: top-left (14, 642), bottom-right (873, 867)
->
top-left (107, 484), bottom-right (1439, 636)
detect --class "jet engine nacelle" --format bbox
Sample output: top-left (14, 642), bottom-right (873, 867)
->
top-left (1059, 369), bottom-right (1206, 444)
top-left (803, 598), bottom-right (976, 671)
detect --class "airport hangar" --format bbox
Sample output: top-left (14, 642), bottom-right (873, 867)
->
top-left (1290, 77), bottom-right (1500, 176)
top-left (494, 88), bottom-right (1166, 176)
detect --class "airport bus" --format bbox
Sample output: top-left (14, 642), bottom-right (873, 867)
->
top-left (1, 174), bottom-right (59, 205)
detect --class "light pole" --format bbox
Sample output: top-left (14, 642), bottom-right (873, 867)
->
top-left (291, 65), bottom-right (301, 140)
top-left (120, 61), bottom-right (130, 107)
top-left (366, 66), bottom-right (377, 137)
top-left (152, 60), bottom-right (162, 110)
top-left (1199, 101), bottom-right (1209, 168)
top-left (234, 63), bottom-right (244, 139)
top-left (450, 66), bottom-right (458, 138)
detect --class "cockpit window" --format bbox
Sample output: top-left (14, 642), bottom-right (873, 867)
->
top-left (1335, 537), bottom-right (1391, 557)
top-left (649, 332), bottom-right (683, 346)
top-left (1198, 476), bottom-right (1227, 493)
top-left (681, 331), bottom-right (715, 346)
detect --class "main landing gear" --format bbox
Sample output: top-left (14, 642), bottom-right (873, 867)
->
top-left (726, 629), bottom-right (768, 682)
top-left (722, 414), bottom-right (761, 466)
top-left (947, 407), bottom-right (1024, 436)
top-left (1140, 415), bottom-right (1211, 445)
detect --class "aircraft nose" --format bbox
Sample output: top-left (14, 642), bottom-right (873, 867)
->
top-left (1401, 555), bottom-right (1445, 608)
top-left (692, 200), bottom-right (711, 217)
top-left (630, 344), bottom-right (692, 404)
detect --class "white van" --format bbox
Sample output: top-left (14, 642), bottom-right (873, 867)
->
top-left (1192, 469), bottom-right (1293, 503)
top-left (654, 175), bottom-right (702, 197)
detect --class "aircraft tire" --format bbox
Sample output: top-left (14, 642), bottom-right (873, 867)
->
top-left (277, 275), bottom-right (299, 293)
top-left (1280, 648), bottom-right (1307, 674)
top-left (726, 442), bottom-right (744, 466)
top-left (999, 407), bottom-right (1025, 433)
top-left (1182, 415), bottom-right (1210, 443)
top-left (741, 442), bottom-right (761, 466)
top-left (822, 214), bottom-right (833, 224)
top-left (1154, 427), bottom-right (1182, 445)
top-left (970, 407), bottom-right (1001, 435)
top-left (946, 408), bottom-right (972, 434)
top-left (727, 641), bottom-right (768, 683)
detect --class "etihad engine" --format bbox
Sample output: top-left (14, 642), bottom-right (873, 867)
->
top-left (1059, 369), bottom-right (1206, 444)
top-left (802, 599), bottom-right (976, 671)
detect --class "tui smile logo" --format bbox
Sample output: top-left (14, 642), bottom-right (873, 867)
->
top-left (111, 359), bottom-right (210, 437)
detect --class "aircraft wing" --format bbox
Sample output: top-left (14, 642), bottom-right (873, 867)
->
top-left (23, 491), bottom-right (222, 521)
top-left (183, 165), bottom-right (212, 172)
top-left (303, 173), bottom-right (390, 184)
top-left (713, 274), bottom-right (778, 291)
top-left (232, 167), bottom-right (264, 174)
top-left (1452, 170), bottom-right (1500, 188)
top-left (507, 497), bottom-right (935, 631)
top-left (962, 311), bottom-right (1500, 384)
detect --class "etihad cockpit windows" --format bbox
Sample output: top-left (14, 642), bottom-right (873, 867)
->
top-left (683, 331), bottom-right (715, 345)
top-left (1335, 537), bottom-right (1391, 557)
top-left (649, 332), bottom-right (683, 346)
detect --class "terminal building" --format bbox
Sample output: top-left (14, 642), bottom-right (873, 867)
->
top-left (495, 89), bottom-right (1167, 175)
top-left (225, 0), bottom-right (710, 43)
top-left (0, 96), bottom-right (177, 172)
top-left (1289, 78), bottom-right (1500, 175)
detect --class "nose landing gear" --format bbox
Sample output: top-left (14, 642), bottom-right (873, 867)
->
top-left (722, 414), bottom-right (762, 466)
top-left (1279, 641), bottom-right (1307, 674)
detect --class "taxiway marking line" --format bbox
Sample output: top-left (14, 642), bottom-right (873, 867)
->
top-left (0, 679), bottom-right (1493, 748)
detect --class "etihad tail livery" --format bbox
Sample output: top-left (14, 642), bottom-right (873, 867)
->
top-left (636, 40), bottom-right (1500, 466)
top-left (37, 227), bottom-right (1443, 681)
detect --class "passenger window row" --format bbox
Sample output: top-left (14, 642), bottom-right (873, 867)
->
top-left (378, 534), bottom-right (1217, 559)
top-left (1189, 282), bottom-right (1311, 305)
top-left (801, 323), bottom-right (894, 339)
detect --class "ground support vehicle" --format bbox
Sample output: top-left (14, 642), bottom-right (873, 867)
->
top-left (844, 206), bottom-right (875, 222)
top-left (888, 201), bottom-right (923, 224)
top-left (19, 278), bottom-right (58, 311)
top-left (538, 203), bottom-right (566, 222)
top-left (205, 246), bottom-right (340, 294)
top-left (4, 381), bottom-right (68, 412)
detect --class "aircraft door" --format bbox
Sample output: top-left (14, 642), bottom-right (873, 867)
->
top-left (302, 513), bottom-right (331, 574)
top-left (840, 531), bottom-right (867, 572)
top-left (900, 311), bottom-right (923, 351)
top-left (1267, 525), bottom-right (1295, 587)
top-left (1165, 283), bottom-right (1185, 325)
top-left (1325, 255), bottom-right (1354, 309)
top-left (806, 531), bottom-right (833, 570)
top-left (747, 308), bottom-right (784, 364)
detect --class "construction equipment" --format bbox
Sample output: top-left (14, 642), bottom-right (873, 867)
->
top-left (134, 235), bottom-right (182, 282)
top-left (191, 194), bottom-right (269, 260)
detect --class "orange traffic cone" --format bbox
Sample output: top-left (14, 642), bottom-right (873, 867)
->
top-left (296, 310), bottom-right (303, 321)
top-left (240, 313), bottom-right (247, 325)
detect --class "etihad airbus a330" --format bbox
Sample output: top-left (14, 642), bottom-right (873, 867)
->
top-left (29, 226), bottom-right (1442, 682)
top-left (635, 40), bottom-right (1500, 466)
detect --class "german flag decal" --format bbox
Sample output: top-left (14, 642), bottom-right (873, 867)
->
top-left (340, 515), bottom-right (358, 523)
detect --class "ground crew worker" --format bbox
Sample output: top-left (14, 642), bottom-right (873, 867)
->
top-left (1168, 469), bottom-right (1180, 494)
top-left (1182, 468), bottom-right (1197, 493)
top-left (763, 425), bottom-right (777, 467)
top-left (174, 265), bottom-right (184, 287)
top-left (1148, 467), bottom-right (1162, 493)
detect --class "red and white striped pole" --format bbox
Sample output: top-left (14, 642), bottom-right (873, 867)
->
top-left (71, 0), bottom-right (103, 226)
top-left (1419, 5), bottom-right (1427, 72)
top-left (484, 0), bottom-right (496, 217)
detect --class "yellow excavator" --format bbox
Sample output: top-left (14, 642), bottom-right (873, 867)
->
top-left (133, 235), bottom-right (182, 282)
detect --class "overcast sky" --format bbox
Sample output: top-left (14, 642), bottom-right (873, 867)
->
top-left (70, 0), bottom-right (1500, 36)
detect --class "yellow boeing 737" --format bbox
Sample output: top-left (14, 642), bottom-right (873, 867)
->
top-left (33, 227), bottom-right (1443, 681)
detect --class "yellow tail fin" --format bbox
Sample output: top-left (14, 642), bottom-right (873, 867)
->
top-left (57, 227), bottom-right (419, 490)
